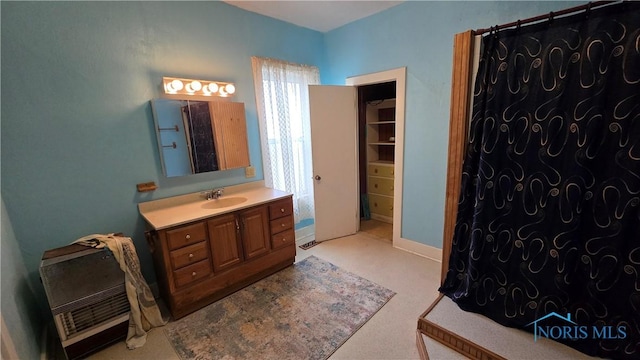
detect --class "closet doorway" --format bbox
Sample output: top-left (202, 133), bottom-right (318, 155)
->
top-left (357, 82), bottom-right (396, 241)
top-left (347, 68), bottom-right (406, 245)
top-left (309, 68), bottom-right (405, 245)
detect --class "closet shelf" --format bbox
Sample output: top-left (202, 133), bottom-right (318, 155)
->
top-left (369, 160), bottom-right (394, 165)
top-left (368, 121), bottom-right (395, 125)
top-left (369, 142), bottom-right (395, 145)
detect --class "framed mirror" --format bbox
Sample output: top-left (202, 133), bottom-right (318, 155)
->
top-left (151, 99), bottom-right (250, 177)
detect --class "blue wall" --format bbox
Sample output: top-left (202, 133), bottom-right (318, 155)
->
top-left (1, 0), bottom-right (583, 351)
top-left (324, 1), bottom-right (580, 248)
top-left (1, 197), bottom-right (42, 359)
top-left (1, 0), bottom-right (324, 323)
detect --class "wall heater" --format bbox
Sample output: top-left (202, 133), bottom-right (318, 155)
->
top-left (40, 244), bottom-right (130, 359)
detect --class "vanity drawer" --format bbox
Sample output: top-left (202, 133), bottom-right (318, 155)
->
top-left (368, 164), bottom-right (394, 178)
top-left (269, 198), bottom-right (293, 220)
top-left (173, 260), bottom-right (212, 288)
top-left (368, 176), bottom-right (394, 196)
top-left (166, 222), bottom-right (207, 250)
top-left (271, 229), bottom-right (295, 250)
top-left (170, 241), bottom-right (209, 270)
top-left (369, 194), bottom-right (394, 218)
top-left (270, 215), bottom-right (293, 235)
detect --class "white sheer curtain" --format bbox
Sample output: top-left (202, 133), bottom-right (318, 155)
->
top-left (251, 57), bottom-right (319, 226)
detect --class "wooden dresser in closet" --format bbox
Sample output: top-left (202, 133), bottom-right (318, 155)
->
top-left (366, 100), bottom-right (396, 223)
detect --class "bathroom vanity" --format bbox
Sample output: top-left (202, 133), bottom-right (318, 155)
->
top-left (139, 182), bottom-right (295, 319)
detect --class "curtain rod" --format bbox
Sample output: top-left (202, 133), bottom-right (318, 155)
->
top-left (474, 1), bottom-right (618, 35)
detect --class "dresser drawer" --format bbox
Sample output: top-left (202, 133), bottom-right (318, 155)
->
top-left (170, 241), bottom-right (209, 270)
top-left (368, 164), bottom-right (394, 178)
top-left (166, 222), bottom-right (207, 250)
top-left (369, 194), bottom-right (394, 218)
top-left (368, 176), bottom-right (394, 196)
top-left (270, 215), bottom-right (293, 235)
top-left (269, 197), bottom-right (293, 220)
top-left (173, 260), bottom-right (212, 288)
top-left (271, 229), bottom-right (295, 250)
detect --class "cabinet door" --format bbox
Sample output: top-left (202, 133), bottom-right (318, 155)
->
top-left (207, 214), bottom-right (243, 272)
top-left (209, 101), bottom-right (250, 170)
top-left (240, 206), bottom-right (270, 260)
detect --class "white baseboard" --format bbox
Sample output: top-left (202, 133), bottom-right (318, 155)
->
top-left (393, 237), bottom-right (442, 263)
top-left (370, 213), bottom-right (392, 224)
top-left (295, 225), bottom-right (315, 246)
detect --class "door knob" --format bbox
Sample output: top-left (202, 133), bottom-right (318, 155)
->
top-left (314, 175), bottom-right (321, 181)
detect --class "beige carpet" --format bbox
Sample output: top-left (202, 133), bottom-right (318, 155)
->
top-left (359, 219), bottom-right (392, 241)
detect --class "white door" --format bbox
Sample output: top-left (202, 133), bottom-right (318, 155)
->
top-left (309, 85), bottom-right (358, 242)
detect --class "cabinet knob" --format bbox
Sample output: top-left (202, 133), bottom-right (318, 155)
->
top-left (185, 234), bottom-right (191, 240)
top-left (281, 223), bottom-right (286, 227)
top-left (374, 184), bottom-right (378, 188)
top-left (280, 208), bottom-right (285, 213)
top-left (282, 238), bottom-right (286, 242)
top-left (188, 253), bottom-right (194, 259)
top-left (374, 168), bottom-right (378, 173)
top-left (191, 272), bottom-right (197, 277)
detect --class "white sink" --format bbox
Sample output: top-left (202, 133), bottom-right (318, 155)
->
top-left (200, 197), bottom-right (248, 209)
top-left (138, 183), bottom-right (292, 230)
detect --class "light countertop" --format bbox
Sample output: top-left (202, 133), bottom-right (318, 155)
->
top-left (138, 181), bottom-right (292, 230)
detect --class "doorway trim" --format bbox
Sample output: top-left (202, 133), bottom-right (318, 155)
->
top-left (346, 67), bottom-right (406, 245)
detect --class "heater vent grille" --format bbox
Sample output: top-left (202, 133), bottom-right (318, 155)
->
top-left (58, 291), bottom-right (130, 338)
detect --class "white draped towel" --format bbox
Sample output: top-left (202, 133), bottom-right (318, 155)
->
top-left (74, 233), bottom-right (167, 349)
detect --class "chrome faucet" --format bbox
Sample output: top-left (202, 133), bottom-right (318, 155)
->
top-left (211, 188), bottom-right (224, 199)
top-left (200, 188), bottom-right (224, 200)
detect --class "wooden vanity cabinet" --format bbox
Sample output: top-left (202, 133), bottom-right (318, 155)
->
top-left (239, 206), bottom-right (271, 260)
top-left (269, 198), bottom-right (295, 250)
top-left (207, 214), bottom-right (242, 273)
top-left (146, 196), bottom-right (295, 319)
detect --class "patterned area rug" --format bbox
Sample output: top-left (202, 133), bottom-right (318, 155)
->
top-left (164, 255), bottom-right (395, 360)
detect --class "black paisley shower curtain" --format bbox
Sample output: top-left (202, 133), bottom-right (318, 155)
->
top-left (439, 3), bottom-right (640, 359)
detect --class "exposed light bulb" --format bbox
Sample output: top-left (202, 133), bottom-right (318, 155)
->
top-left (171, 79), bottom-right (184, 91)
top-left (190, 81), bottom-right (202, 91)
top-left (162, 77), bottom-right (235, 96)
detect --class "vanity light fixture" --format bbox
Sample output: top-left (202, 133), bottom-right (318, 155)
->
top-left (162, 76), bottom-right (236, 97)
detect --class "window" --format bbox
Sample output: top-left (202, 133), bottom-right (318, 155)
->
top-left (251, 57), bottom-right (320, 227)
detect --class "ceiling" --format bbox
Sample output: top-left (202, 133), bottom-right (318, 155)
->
top-left (223, 1), bottom-right (404, 32)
